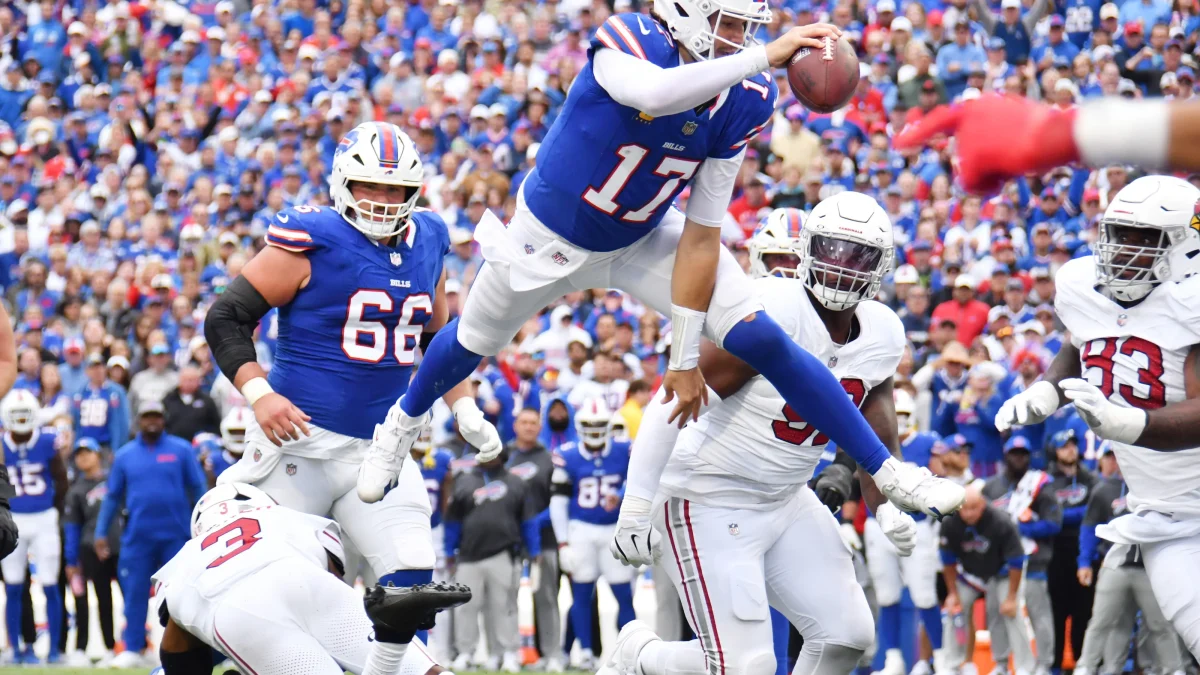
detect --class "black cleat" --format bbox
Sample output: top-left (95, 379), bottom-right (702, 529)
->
top-left (364, 581), bottom-right (473, 636)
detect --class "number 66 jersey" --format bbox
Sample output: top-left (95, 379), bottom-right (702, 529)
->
top-left (1054, 256), bottom-right (1200, 516)
top-left (660, 276), bottom-right (906, 508)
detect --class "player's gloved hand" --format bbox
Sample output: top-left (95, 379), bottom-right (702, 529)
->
top-left (876, 502), bottom-right (917, 557)
top-left (453, 398), bottom-right (503, 462)
top-left (839, 522), bottom-right (862, 552)
top-left (1061, 378), bottom-right (1148, 445)
top-left (557, 543), bottom-right (576, 575)
top-left (765, 23), bottom-right (843, 67)
top-left (610, 495), bottom-right (662, 567)
top-left (995, 380), bottom-right (1062, 432)
top-left (893, 94), bottom-right (1080, 195)
top-left (813, 463), bottom-right (854, 514)
top-left (252, 392), bottom-right (312, 446)
top-left (872, 457), bottom-right (966, 520)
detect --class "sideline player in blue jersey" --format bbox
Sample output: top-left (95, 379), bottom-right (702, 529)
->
top-left (549, 398), bottom-right (634, 670)
top-left (204, 121), bottom-right (499, 671)
top-left (1, 390), bottom-right (68, 664)
top-left (197, 407), bottom-right (252, 485)
top-left (359, 0), bottom-right (964, 533)
top-left (412, 425), bottom-right (455, 573)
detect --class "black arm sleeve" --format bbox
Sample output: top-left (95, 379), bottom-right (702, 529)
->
top-left (159, 645), bottom-right (215, 675)
top-left (204, 275), bottom-right (273, 381)
top-left (420, 330), bottom-right (437, 353)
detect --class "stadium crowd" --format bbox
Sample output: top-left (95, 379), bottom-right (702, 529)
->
top-left (0, 0), bottom-right (1197, 668)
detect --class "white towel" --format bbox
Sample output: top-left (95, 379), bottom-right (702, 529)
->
top-left (1006, 469), bottom-right (1048, 555)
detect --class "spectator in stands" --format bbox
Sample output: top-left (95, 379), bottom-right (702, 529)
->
top-left (933, 275), bottom-right (991, 345)
top-left (162, 364), bottom-right (221, 441)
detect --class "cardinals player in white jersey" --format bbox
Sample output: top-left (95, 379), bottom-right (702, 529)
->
top-left (151, 483), bottom-right (470, 675)
top-left (996, 175), bottom-right (1200, 659)
top-left (604, 193), bottom-right (954, 675)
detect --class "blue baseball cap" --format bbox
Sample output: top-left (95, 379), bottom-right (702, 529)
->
top-left (988, 37), bottom-right (1006, 51)
top-left (74, 437), bottom-right (101, 454)
top-left (1052, 429), bottom-right (1078, 449)
top-left (1178, 67), bottom-right (1196, 82)
top-left (950, 434), bottom-right (972, 449)
top-left (1003, 436), bottom-right (1032, 453)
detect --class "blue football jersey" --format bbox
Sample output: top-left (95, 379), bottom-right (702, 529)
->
top-left (901, 432), bottom-right (944, 470)
top-left (265, 206), bottom-right (450, 439)
top-left (4, 429), bottom-right (60, 513)
top-left (521, 13), bottom-right (778, 252)
top-left (1062, 0), bottom-right (1103, 47)
top-left (552, 440), bottom-right (631, 525)
top-left (420, 448), bottom-right (454, 528)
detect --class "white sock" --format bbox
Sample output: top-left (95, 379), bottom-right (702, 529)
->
top-left (637, 640), bottom-right (707, 675)
top-left (362, 642), bottom-right (408, 675)
top-left (400, 637), bottom-right (440, 675)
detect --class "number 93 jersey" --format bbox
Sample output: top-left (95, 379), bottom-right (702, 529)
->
top-left (3, 428), bottom-right (60, 513)
top-left (1054, 256), bottom-right (1200, 514)
top-left (551, 439), bottom-right (631, 525)
top-left (264, 206), bottom-right (450, 439)
top-left (662, 277), bottom-right (906, 508)
top-left (521, 13), bottom-right (777, 253)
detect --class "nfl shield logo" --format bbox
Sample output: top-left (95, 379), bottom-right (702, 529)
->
top-left (828, 356), bottom-right (839, 368)
top-left (1117, 314), bottom-right (1129, 326)
top-left (728, 523), bottom-right (740, 536)
top-left (682, 121), bottom-right (697, 136)
top-left (286, 463), bottom-right (297, 476)
top-left (525, 244), bottom-right (535, 255)
top-left (390, 252), bottom-right (403, 266)
top-left (253, 449), bottom-right (262, 462)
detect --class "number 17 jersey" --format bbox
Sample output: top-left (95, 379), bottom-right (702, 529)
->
top-left (521, 13), bottom-right (777, 253)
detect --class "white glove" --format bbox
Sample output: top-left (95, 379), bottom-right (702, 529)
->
top-left (557, 544), bottom-right (576, 575)
top-left (877, 502), bottom-right (917, 557)
top-left (995, 380), bottom-right (1061, 432)
top-left (1061, 378), bottom-right (1148, 445)
top-left (873, 457), bottom-right (966, 519)
top-left (453, 398), bottom-right (503, 462)
top-left (839, 522), bottom-right (862, 552)
top-left (610, 495), bottom-right (662, 567)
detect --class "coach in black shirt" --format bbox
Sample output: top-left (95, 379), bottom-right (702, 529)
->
top-left (940, 486), bottom-right (1036, 674)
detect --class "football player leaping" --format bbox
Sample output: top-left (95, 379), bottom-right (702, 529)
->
top-left (204, 121), bottom-right (500, 668)
top-left (606, 192), bottom-right (926, 675)
top-left (995, 175), bottom-right (1200, 659)
top-left (152, 482), bottom-right (470, 675)
top-left (359, 0), bottom-right (965, 525)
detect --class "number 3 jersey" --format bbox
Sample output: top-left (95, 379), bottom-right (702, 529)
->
top-left (552, 440), bottom-right (632, 525)
top-left (1054, 256), bottom-right (1200, 516)
top-left (264, 207), bottom-right (450, 440)
top-left (521, 13), bottom-right (777, 253)
top-left (3, 429), bottom-right (59, 513)
top-left (661, 277), bottom-right (906, 509)
top-left (151, 506), bottom-right (345, 642)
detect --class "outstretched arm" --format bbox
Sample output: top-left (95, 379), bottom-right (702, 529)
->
top-left (855, 377), bottom-right (902, 513)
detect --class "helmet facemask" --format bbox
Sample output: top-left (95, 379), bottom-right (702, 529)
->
top-left (800, 233), bottom-right (889, 311)
top-left (656, 0), bottom-right (772, 61)
top-left (758, 250), bottom-right (803, 278)
top-left (341, 180), bottom-right (420, 241)
top-left (578, 419), bottom-right (609, 450)
top-left (1095, 221), bottom-right (1173, 303)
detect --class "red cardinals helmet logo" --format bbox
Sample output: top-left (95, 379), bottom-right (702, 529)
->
top-left (1191, 198), bottom-right (1200, 235)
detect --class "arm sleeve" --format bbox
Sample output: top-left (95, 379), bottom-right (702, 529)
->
top-left (1062, 504), bottom-right (1088, 527)
top-left (592, 46), bottom-right (770, 119)
top-left (549, 495), bottom-right (570, 545)
top-left (1077, 524), bottom-right (1099, 568)
top-left (624, 386), bottom-right (721, 501)
top-left (444, 521), bottom-right (462, 558)
top-left (521, 519), bottom-right (542, 557)
top-left (685, 150), bottom-right (746, 228)
top-left (64, 522), bottom-right (81, 567)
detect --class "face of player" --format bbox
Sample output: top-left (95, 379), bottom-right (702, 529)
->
top-left (1106, 224), bottom-right (1164, 280)
top-left (349, 181), bottom-right (415, 224)
top-left (762, 253), bottom-right (800, 276)
top-left (710, 13), bottom-right (748, 58)
top-left (809, 235), bottom-right (883, 293)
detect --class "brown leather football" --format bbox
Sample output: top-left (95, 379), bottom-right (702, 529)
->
top-left (786, 35), bottom-right (859, 114)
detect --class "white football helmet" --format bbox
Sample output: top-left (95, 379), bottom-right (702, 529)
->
top-left (653, 0), bottom-right (772, 61)
top-left (894, 388), bottom-right (916, 439)
top-left (1094, 175), bottom-right (1200, 303)
top-left (220, 407), bottom-right (252, 455)
top-left (329, 122), bottom-right (424, 240)
top-left (799, 191), bottom-right (895, 311)
top-left (1, 390), bottom-right (40, 435)
top-left (748, 208), bottom-right (805, 279)
top-left (191, 482), bottom-right (277, 537)
top-left (412, 424), bottom-right (433, 456)
top-left (575, 398), bottom-right (612, 450)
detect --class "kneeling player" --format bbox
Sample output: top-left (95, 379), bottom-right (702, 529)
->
top-left (607, 192), bottom-right (926, 675)
top-left (152, 483), bottom-right (470, 675)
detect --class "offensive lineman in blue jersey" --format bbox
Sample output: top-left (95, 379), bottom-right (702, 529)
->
top-left (548, 399), bottom-right (634, 670)
top-left (360, 0), bottom-right (963, 541)
top-left (204, 121), bottom-right (501, 669)
top-left (0, 391), bottom-right (68, 664)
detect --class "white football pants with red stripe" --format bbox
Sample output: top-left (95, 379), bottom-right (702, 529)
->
top-left (647, 487), bottom-right (875, 675)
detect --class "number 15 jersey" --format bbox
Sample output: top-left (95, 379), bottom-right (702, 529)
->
top-left (521, 13), bottom-right (777, 253)
top-left (660, 277), bottom-right (906, 509)
top-left (1054, 256), bottom-right (1200, 516)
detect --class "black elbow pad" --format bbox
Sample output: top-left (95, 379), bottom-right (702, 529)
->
top-left (205, 276), bottom-right (273, 379)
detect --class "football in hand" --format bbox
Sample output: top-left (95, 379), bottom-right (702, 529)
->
top-left (787, 36), bottom-right (859, 114)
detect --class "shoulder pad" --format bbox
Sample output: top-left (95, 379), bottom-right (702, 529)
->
top-left (265, 206), bottom-right (335, 253)
top-left (412, 208), bottom-right (452, 256)
top-left (592, 14), bottom-right (677, 66)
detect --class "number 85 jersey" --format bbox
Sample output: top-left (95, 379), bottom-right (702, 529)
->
top-left (264, 206), bottom-right (450, 440)
top-left (1054, 256), bottom-right (1200, 513)
top-left (521, 13), bottom-right (777, 253)
top-left (661, 277), bottom-right (906, 508)
top-left (551, 440), bottom-right (631, 526)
